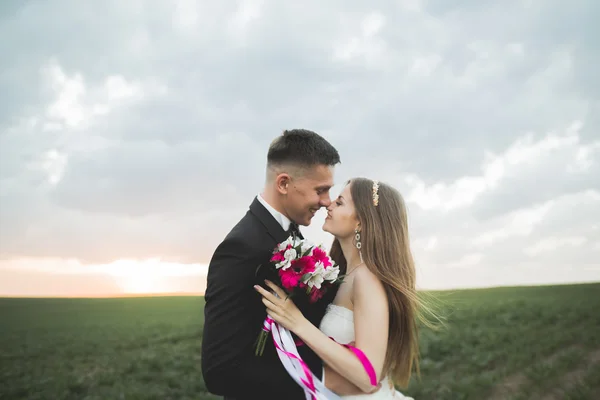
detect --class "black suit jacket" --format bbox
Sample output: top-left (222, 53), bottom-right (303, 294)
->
top-left (201, 197), bottom-right (337, 400)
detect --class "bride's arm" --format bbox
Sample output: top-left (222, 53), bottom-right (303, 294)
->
top-left (294, 269), bottom-right (389, 393)
top-left (324, 364), bottom-right (372, 395)
top-left (257, 269), bottom-right (389, 394)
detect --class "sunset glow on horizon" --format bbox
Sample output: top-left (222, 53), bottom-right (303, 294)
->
top-left (0, 257), bottom-right (208, 297)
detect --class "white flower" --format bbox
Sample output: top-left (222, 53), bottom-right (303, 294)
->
top-left (278, 248), bottom-right (297, 270)
top-left (305, 263), bottom-right (326, 289)
top-left (284, 247), bottom-right (297, 260)
top-left (300, 240), bottom-right (313, 255)
top-left (278, 237), bottom-right (294, 251)
top-left (323, 265), bottom-right (340, 281)
top-left (306, 273), bottom-right (325, 290)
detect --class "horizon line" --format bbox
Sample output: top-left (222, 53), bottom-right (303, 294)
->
top-left (2, 281), bottom-right (598, 299)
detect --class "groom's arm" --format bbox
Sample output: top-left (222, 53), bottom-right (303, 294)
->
top-left (201, 235), bottom-right (304, 398)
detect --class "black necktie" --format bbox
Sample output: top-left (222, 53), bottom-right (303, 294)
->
top-left (287, 222), bottom-right (301, 238)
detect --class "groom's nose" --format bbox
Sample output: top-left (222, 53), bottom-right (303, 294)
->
top-left (319, 194), bottom-right (332, 208)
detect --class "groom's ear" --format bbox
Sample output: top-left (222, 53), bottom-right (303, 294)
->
top-left (276, 173), bottom-right (291, 194)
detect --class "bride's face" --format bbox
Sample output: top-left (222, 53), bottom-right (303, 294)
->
top-left (322, 184), bottom-right (359, 239)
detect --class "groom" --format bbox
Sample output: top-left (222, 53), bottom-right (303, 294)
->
top-left (202, 130), bottom-right (357, 399)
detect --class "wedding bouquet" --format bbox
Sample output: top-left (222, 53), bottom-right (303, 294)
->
top-left (254, 235), bottom-right (341, 356)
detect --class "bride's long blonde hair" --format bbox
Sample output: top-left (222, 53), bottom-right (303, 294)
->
top-left (329, 178), bottom-right (436, 388)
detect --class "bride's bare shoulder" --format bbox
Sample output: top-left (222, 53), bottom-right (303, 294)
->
top-left (352, 264), bottom-right (387, 303)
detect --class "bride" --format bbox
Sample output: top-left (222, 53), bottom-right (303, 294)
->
top-left (256, 177), bottom-right (421, 399)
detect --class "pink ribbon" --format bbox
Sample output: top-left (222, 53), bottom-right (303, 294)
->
top-left (262, 316), bottom-right (377, 397)
top-left (329, 337), bottom-right (378, 387)
top-left (344, 344), bottom-right (378, 386)
top-left (262, 316), bottom-right (273, 332)
top-left (263, 316), bottom-right (305, 346)
top-left (263, 317), bottom-right (318, 399)
top-left (273, 323), bottom-right (318, 399)
top-left (296, 334), bottom-right (378, 387)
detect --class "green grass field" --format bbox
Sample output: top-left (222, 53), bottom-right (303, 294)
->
top-left (1, 283), bottom-right (599, 400)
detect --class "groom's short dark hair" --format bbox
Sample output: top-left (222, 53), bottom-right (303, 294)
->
top-left (267, 129), bottom-right (341, 168)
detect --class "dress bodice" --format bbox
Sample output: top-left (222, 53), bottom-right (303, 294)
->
top-left (319, 304), bottom-right (356, 344)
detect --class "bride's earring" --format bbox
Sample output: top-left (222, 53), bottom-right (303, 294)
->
top-left (355, 228), bottom-right (363, 263)
top-left (354, 229), bottom-right (361, 250)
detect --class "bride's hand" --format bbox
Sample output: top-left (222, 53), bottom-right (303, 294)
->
top-left (254, 280), bottom-right (309, 333)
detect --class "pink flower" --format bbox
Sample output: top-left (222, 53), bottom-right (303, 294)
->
top-left (297, 255), bottom-right (317, 274)
top-left (309, 287), bottom-right (325, 303)
top-left (270, 251), bottom-right (285, 263)
top-left (280, 268), bottom-right (302, 290)
top-left (278, 256), bottom-right (316, 290)
top-left (312, 247), bottom-right (332, 268)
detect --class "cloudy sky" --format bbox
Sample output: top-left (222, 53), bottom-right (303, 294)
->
top-left (1, 0), bottom-right (599, 296)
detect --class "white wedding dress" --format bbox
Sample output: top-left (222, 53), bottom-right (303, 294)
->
top-left (319, 304), bottom-right (415, 400)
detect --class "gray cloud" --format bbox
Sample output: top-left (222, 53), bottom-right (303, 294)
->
top-left (0, 0), bottom-right (599, 288)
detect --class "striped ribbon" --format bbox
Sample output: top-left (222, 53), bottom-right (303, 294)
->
top-left (262, 317), bottom-right (378, 399)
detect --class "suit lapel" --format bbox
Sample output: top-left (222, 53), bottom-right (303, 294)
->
top-left (249, 197), bottom-right (290, 245)
top-left (249, 197), bottom-right (290, 284)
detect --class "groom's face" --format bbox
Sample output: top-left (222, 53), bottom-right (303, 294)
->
top-left (284, 164), bottom-right (334, 226)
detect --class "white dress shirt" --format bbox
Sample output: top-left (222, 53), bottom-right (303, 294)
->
top-left (256, 193), bottom-right (292, 232)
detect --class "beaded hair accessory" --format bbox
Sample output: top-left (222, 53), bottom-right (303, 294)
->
top-left (372, 180), bottom-right (379, 206)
